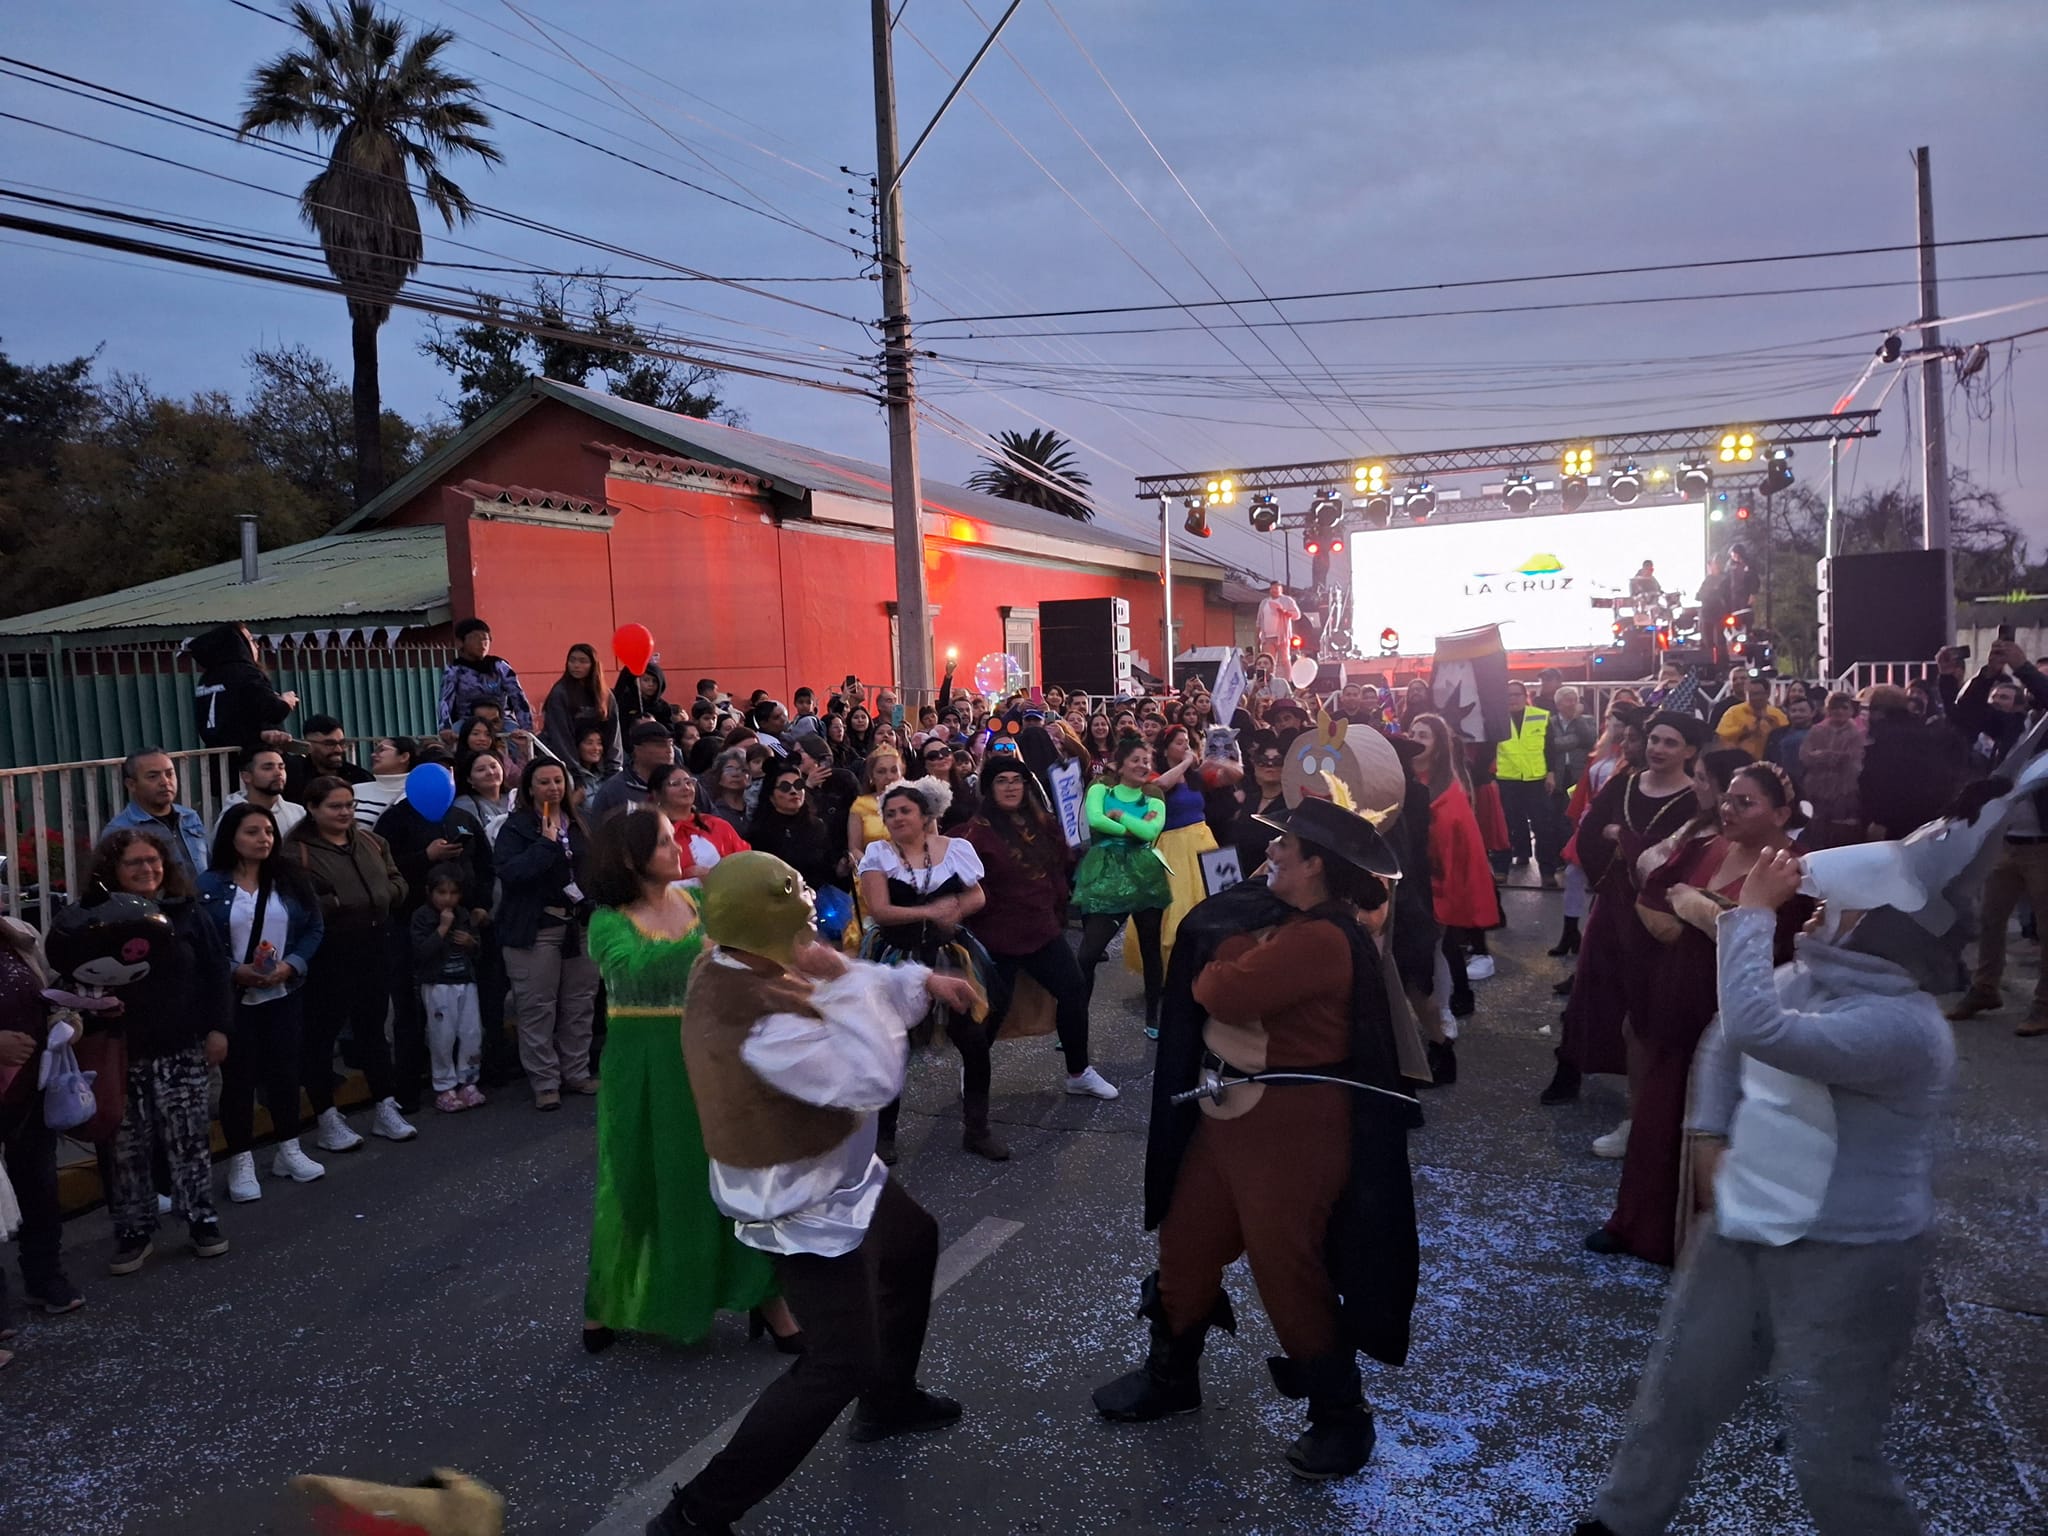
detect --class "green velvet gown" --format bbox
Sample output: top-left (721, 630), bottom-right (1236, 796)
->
top-left (583, 903), bottom-right (777, 1342)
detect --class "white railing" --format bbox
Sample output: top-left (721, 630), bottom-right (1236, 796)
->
top-left (0, 747), bottom-right (238, 935)
top-left (1831, 660), bottom-right (1939, 696)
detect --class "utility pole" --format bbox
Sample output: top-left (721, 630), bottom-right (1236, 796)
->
top-left (872, 0), bottom-right (932, 698)
top-left (1914, 146), bottom-right (1954, 618)
top-left (1159, 493), bottom-right (1175, 683)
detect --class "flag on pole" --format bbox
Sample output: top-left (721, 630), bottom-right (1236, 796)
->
top-left (1433, 625), bottom-right (1512, 745)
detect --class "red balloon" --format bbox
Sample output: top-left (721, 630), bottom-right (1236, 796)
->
top-left (612, 622), bottom-right (655, 675)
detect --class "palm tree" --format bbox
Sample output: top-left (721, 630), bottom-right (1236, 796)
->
top-left (968, 428), bottom-right (1095, 521)
top-left (240, 1), bottom-right (499, 506)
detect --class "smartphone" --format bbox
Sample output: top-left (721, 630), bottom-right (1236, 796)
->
top-left (1998, 623), bottom-right (2016, 642)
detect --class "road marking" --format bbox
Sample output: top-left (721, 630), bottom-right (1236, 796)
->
top-left (586, 1215), bottom-right (1026, 1536)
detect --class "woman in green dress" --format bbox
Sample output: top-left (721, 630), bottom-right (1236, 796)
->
top-left (580, 809), bottom-right (800, 1352)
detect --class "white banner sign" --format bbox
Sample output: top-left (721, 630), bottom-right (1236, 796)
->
top-left (1198, 845), bottom-right (1244, 896)
top-left (1050, 759), bottom-right (1088, 851)
top-left (1209, 649), bottom-right (1247, 726)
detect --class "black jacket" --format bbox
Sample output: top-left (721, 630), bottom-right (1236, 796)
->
top-left (372, 801), bottom-right (496, 917)
top-left (493, 810), bottom-right (590, 949)
top-left (102, 897), bottom-right (233, 1060)
top-left (1385, 773), bottom-right (1440, 991)
top-left (189, 625), bottom-right (292, 760)
top-left (1145, 880), bottom-right (1421, 1367)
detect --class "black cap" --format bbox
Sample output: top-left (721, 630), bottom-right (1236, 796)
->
top-left (628, 721), bottom-right (673, 747)
top-left (1253, 796), bottom-right (1402, 879)
top-left (1268, 697), bottom-right (1308, 719)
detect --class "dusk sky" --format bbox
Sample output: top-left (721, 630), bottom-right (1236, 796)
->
top-left (4, 0), bottom-right (2045, 583)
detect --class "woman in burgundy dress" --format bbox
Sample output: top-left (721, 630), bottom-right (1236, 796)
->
top-left (1543, 712), bottom-right (1706, 1106)
top-left (1586, 760), bottom-right (1812, 1265)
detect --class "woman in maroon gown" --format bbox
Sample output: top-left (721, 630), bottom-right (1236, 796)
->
top-left (1586, 759), bottom-right (1812, 1264)
top-left (1543, 711), bottom-right (1705, 1105)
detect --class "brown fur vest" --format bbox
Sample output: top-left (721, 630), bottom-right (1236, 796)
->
top-left (682, 955), bottom-right (861, 1170)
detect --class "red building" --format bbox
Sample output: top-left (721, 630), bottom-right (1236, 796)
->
top-left (341, 378), bottom-right (1239, 700)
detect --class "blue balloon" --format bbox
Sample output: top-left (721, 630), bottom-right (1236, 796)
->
top-left (405, 762), bottom-right (456, 823)
top-left (814, 885), bottom-right (854, 944)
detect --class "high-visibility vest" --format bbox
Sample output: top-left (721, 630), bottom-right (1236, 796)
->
top-left (1496, 706), bottom-right (1551, 781)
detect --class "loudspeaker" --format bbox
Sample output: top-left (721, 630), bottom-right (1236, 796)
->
top-left (1041, 597), bottom-right (1130, 697)
top-left (1819, 551), bottom-right (1949, 670)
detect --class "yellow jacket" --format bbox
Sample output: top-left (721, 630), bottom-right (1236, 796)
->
top-left (1496, 706), bottom-right (1551, 781)
top-left (1716, 701), bottom-right (1787, 760)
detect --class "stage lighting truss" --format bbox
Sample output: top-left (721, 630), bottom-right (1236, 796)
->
top-left (1677, 458), bottom-right (1712, 498)
top-left (1502, 471), bottom-right (1538, 514)
top-left (1183, 496), bottom-right (1212, 538)
top-left (1607, 461), bottom-right (1643, 506)
top-left (1760, 446), bottom-right (1794, 496)
top-left (1248, 492), bottom-right (1281, 533)
top-left (1403, 481), bottom-right (1436, 521)
top-left (1205, 475), bottom-right (1236, 507)
top-left (1716, 430), bottom-right (1758, 465)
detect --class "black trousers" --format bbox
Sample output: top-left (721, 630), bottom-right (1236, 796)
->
top-left (992, 934), bottom-right (1092, 1074)
top-left (220, 993), bottom-right (305, 1152)
top-left (2, 1112), bottom-right (64, 1296)
top-left (302, 926), bottom-right (395, 1110)
top-left (876, 1012), bottom-right (993, 1145)
top-left (682, 1177), bottom-right (940, 1524)
top-left (385, 917), bottom-right (430, 1104)
top-left (1496, 778), bottom-right (1561, 874)
top-left (1077, 909), bottom-right (1164, 1002)
top-left (1442, 930), bottom-right (1473, 1001)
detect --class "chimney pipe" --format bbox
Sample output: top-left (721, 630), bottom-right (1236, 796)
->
top-left (238, 514), bottom-right (260, 583)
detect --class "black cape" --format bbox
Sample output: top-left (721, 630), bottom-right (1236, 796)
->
top-left (1143, 878), bottom-right (1422, 1367)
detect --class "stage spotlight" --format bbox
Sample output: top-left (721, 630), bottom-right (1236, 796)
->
top-left (1305, 492), bottom-right (1343, 554)
top-left (1677, 458), bottom-right (1712, 498)
top-left (1502, 471), bottom-right (1537, 513)
top-left (1735, 504), bottom-right (1753, 522)
top-left (1760, 446), bottom-right (1793, 495)
top-left (1248, 492), bottom-right (1280, 532)
top-left (1205, 475), bottom-right (1236, 506)
top-left (1379, 626), bottom-right (1400, 656)
top-left (1353, 463), bottom-right (1387, 498)
top-left (1358, 497), bottom-right (1391, 531)
top-left (1559, 446), bottom-right (1593, 513)
top-left (1562, 446), bottom-right (1595, 478)
top-left (1404, 480), bottom-right (1436, 521)
top-left (1608, 461), bottom-right (1642, 505)
top-left (1716, 430), bottom-right (1757, 465)
top-left (1183, 496), bottom-right (1211, 537)
top-left (1709, 505), bottom-right (1725, 523)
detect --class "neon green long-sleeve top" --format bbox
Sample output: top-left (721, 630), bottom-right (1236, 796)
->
top-left (1086, 781), bottom-right (1165, 843)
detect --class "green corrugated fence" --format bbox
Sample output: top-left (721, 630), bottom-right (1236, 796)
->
top-left (0, 644), bottom-right (453, 769)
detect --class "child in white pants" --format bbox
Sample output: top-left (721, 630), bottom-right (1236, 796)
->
top-left (410, 871), bottom-right (485, 1114)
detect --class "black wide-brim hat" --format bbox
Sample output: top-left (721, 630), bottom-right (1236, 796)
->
top-left (1254, 796), bottom-right (1403, 879)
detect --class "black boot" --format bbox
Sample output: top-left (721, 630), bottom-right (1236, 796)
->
top-left (1539, 1059), bottom-right (1581, 1105)
top-left (961, 1092), bottom-right (1010, 1161)
top-left (645, 1485), bottom-right (733, 1535)
top-left (1269, 1352), bottom-right (1375, 1479)
top-left (1547, 917), bottom-right (1581, 957)
top-left (1093, 1272), bottom-right (1235, 1422)
top-left (1423, 1038), bottom-right (1457, 1087)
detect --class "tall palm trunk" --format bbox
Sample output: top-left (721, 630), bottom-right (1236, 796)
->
top-left (349, 308), bottom-right (385, 507)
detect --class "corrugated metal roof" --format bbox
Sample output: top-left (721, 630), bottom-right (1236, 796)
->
top-left (343, 379), bottom-right (1226, 575)
top-left (0, 525), bottom-right (449, 643)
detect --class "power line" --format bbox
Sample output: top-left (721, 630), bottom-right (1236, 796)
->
top-left (921, 229), bottom-right (2048, 326)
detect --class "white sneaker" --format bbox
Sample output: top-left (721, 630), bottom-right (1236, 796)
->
top-left (371, 1097), bottom-right (418, 1142)
top-left (271, 1139), bottom-right (326, 1183)
top-left (156, 1193), bottom-right (174, 1216)
top-left (1466, 955), bottom-right (1496, 981)
top-left (1438, 1009), bottom-right (1460, 1041)
top-left (1591, 1119), bottom-right (1632, 1159)
top-left (1064, 1066), bottom-right (1121, 1100)
top-left (313, 1106), bottom-right (364, 1153)
top-left (224, 1151), bottom-right (262, 1204)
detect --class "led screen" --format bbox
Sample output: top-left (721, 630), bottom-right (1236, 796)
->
top-left (1347, 501), bottom-right (1708, 652)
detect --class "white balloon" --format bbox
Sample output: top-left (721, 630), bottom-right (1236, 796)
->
top-left (1289, 657), bottom-right (1319, 688)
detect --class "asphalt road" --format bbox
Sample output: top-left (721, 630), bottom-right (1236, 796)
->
top-left (3, 886), bottom-right (2042, 1536)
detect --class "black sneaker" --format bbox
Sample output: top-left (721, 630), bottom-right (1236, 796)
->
top-left (848, 1388), bottom-right (963, 1442)
top-left (644, 1487), bottom-right (732, 1535)
top-left (107, 1238), bottom-right (153, 1276)
top-left (23, 1275), bottom-right (84, 1315)
top-left (190, 1220), bottom-right (230, 1259)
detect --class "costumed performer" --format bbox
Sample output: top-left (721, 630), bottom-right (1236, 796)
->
top-left (580, 811), bottom-right (794, 1354)
top-left (1073, 739), bottom-right (1171, 1037)
top-left (1574, 753), bottom-right (2048, 1534)
top-left (646, 852), bottom-right (978, 1536)
top-left (1093, 796), bottom-right (1424, 1481)
top-left (1123, 724), bottom-right (1219, 975)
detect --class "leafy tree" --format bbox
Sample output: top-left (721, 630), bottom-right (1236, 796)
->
top-left (243, 343), bottom-right (432, 524)
top-left (0, 343), bottom-right (99, 479)
top-left (967, 428), bottom-right (1094, 521)
top-left (420, 273), bottom-right (733, 425)
top-left (238, 0), bottom-right (499, 507)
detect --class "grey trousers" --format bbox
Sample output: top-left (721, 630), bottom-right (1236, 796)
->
top-left (1594, 1227), bottom-right (1927, 1536)
top-left (503, 926), bottom-right (601, 1093)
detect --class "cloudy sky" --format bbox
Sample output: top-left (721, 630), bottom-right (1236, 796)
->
top-left (4, 0), bottom-right (2045, 582)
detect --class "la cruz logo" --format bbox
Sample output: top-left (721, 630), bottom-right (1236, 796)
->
top-left (1463, 552), bottom-right (1573, 598)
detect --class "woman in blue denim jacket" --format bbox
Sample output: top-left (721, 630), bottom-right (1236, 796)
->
top-left (199, 803), bottom-right (326, 1204)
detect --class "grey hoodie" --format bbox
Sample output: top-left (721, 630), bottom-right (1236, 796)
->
top-left (1691, 908), bottom-right (1954, 1244)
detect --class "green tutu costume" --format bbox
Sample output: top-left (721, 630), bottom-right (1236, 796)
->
top-left (584, 902), bottom-right (776, 1342)
top-left (1073, 782), bottom-right (1172, 915)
